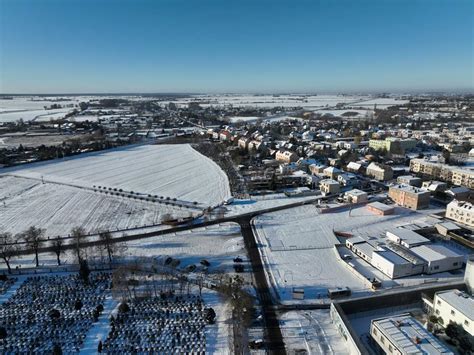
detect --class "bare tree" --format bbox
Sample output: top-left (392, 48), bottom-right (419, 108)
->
top-left (71, 226), bottom-right (86, 263)
top-left (0, 232), bottom-right (17, 274)
top-left (23, 226), bottom-right (45, 267)
top-left (99, 231), bottom-right (116, 264)
top-left (51, 236), bottom-right (63, 266)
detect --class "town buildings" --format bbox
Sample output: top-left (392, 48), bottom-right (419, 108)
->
top-left (410, 158), bottom-right (474, 189)
top-left (433, 289), bottom-right (474, 336)
top-left (388, 184), bottom-right (430, 210)
top-left (446, 200), bottom-right (474, 227)
top-left (366, 162), bottom-right (393, 181)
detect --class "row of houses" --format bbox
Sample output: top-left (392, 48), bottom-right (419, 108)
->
top-left (410, 158), bottom-right (474, 189)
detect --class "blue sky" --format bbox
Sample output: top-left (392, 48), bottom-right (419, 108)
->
top-left (0, 0), bottom-right (472, 93)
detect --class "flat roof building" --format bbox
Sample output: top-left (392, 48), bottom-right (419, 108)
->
top-left (345, 189), bottom-right (368, 204)
top-left (434, 289), bottom-right (474, 336)
top-left (410, 244), bottom-right (463, 274)
top-left (386, 228), bottom-right (430, 249)
top-left (371, 249), bottom-right (425, 279)
top-left (370, 313), bottom-right (454, 355)
top-left (388, 184), bottom-right (430, 210)
top-left (446, 200), bottom-right (474, 228)
top-left (367, 201), bottom-right (395, 216)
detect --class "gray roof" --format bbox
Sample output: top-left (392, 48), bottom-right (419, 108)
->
top-left (372, 314), bottom-right (453, 355)
top-left (373, 250), bottom-right (411, 265)
top-left (436, 289), bottom-right (474, 321)
top-left (386, 228), bottom-right (430, 247)
top-left (368, 201), bottom-right (394, 211)
top-left (410, 244), bottom-right (463, 262)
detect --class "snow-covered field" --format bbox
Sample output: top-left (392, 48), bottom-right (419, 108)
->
top-left (1, 144), bottom-right (231, 207)
top-left (0, 175), bottom-right (188, 237)
top-left (345, 97), bottom-right (409, 109)
top-left (0, 96), bottom-right (84, 122)
top-left (253, 204), bottom-right (450, 304)
top-left (0, 108), bottom-right (75, 123)
top-left (280, 310), bottom-right (350, 354)
top-left (160, 94), bottom-right (371, 109)
top-left (124, 222), bottom-right (245, 274)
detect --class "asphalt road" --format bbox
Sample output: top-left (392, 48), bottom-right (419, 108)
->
top-left (237, 217), bottom-right (286, 354)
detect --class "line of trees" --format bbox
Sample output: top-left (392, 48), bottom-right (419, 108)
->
top-left (0, 226), bottom-right (125, 274)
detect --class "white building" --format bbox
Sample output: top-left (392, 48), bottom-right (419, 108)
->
top-left (410, 244), bottom-right (463, 274)
top-left (370, 313), bottom-right (454, 355)
top-left (371, 249), bottom-right (424, 279)
top-left (446, 200), bottom-right (474, 227)
top-left (386, 228), bottom-right (430, 249)
top-left (433, 289), bottom-right (474, 336)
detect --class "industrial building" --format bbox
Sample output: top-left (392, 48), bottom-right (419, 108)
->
top-left (370, 314), bottom-right (454, 355)
top-left (433, 289), bottom-right (474, 336)
top-left (386, 228), bottom-right (430, 248)
top-left (410, 244), bottom-right (463, 274)
top-left (346, 237), bottom-right (376, 263)
top-left (371, 249), bottom-right (425, 279)
top-left (388, 184), bottom-right (430, 210)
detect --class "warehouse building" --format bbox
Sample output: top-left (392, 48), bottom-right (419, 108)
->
top-left (371, 248), bottom-right (425, 279)
top-left (410, 244), bottom-right (464, 274)
top-left (370, 314), bottom-right (454, 355)
top-left (346, 236), bottom-right (375, 263)
top-left (386, 228), bottom-right (430, 249)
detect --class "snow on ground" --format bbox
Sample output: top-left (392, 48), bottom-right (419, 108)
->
top-left (0, 97), bottom-right (80, 112)
top-left (1, 144), bottom-right (231, 207)
top-left (123, 222), bottom-right (245, 274)
top-left (162, 94), bottom-right (370, 109)
top-left (0, 108), bottom-right (75, 123)
top-left (80, 296), bottom-right (118, 354)
top-left (314, 109), bottom-right (372, 118)
top-left (227, 116), bottom-right (261, 123)
top-left (0, 176), bottom-right (188, 237)
top-left (253, 204), bottom-right (450, 304)
top-left (280, 310), bottom-right (350, 354)
top-left (344, 97), bottom-right (409, 109)
top-left (202, 290), bottom-right (232, 354)
top-left (220, 193), bottom-right (319, 218)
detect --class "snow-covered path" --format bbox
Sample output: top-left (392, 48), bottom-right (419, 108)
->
top-left (80, 295), bottom-right (117, 354)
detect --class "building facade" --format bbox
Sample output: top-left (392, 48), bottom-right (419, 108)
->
top-left (388, 184), bottom-right (430, 210)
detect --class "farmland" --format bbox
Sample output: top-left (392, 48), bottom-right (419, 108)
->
top-left (2, 144), bottom-right (231, 207)
top-left (0, 176), bottom-right (188, 237)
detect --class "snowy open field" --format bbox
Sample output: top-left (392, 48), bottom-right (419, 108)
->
top-left (123, 222), bottom-right (245, 273)
top-left (344, 97), bottom-right (409, 109)
top-left (1, 144), bottom-right (231, 207)
top-left (253, 204), bottom-right (452, 304)
top-left (0, 96), bottom-right (85, 122)
top-left (280, 310), bottom-right (350, 354)
top-left (160, 94), bottom-right (372, 109)
top-left (0, 175), bottom-right (189, 237)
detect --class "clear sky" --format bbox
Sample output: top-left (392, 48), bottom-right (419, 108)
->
top-left (0, 0), bottom-right (472, 94)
